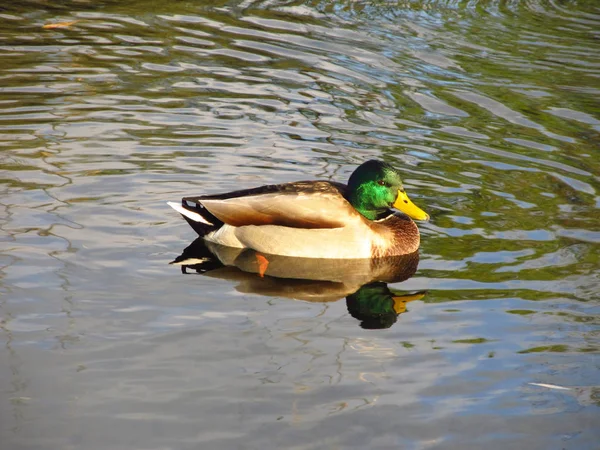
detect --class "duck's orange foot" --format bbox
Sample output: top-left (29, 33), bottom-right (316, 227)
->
top-left (256, 254), bottom-right (269, 278)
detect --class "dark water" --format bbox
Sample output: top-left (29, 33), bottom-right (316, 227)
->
top-left (1, 0), bottom-right (599, 448)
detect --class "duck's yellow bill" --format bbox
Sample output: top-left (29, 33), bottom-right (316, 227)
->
top-left (393, 191), bottom-right (429, 221)
top-left (392, 292), bottom-right (426, 314)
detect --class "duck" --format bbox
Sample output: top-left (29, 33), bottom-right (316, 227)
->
top-left (168, 159), bottom-right (429, 259)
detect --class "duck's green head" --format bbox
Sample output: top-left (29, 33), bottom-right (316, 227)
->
top-left (346, 160), bottom-right (429, 221)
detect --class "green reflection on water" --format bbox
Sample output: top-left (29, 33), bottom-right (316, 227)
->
top-left (518, 344), bottom-right (570, 353)
top-left (452, 337), bottom-right (494, 344)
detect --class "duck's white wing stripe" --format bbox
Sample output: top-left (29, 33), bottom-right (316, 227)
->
top-left (167, 201), bottom-right (212, 225)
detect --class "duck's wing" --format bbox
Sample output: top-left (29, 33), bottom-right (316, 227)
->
top-left (183, 181), bottom-right (362, 229)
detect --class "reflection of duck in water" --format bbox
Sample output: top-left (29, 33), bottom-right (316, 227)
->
top-left (347, 283), bottom-right (425, 330)
top-left (168, 160), bottom-right (429, 259)
top-left (172, 239), bottom-right (426, 329)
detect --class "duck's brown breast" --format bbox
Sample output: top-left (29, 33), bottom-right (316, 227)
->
top-left (369, 215), bottom-right (420, 258)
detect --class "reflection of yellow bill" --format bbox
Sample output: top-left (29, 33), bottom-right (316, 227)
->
top-left (393, 190), bottom-right (429, 221)
top-left (392, 292), bottom-right (426, 314)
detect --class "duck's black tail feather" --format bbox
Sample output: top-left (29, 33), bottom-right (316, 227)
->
top-left (169, 238), bottom-right (223, 273)
top-left (167, 199), bottom-right (223, 237)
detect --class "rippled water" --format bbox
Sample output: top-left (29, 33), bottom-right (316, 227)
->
top-left (1, 0), bottom-right (599, 448)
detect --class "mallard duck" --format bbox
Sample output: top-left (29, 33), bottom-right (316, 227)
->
top-left (168, 160), bottom-right (429, 259)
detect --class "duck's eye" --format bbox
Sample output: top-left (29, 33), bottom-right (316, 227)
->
top-left (377, 180), bottom-right (386, 186)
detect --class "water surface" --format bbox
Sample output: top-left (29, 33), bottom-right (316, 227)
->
top-left (1, 0), bottom-right (599, 449)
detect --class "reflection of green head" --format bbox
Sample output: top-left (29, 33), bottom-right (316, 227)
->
top-left (346, 282), bottom-right (398, 329)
